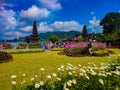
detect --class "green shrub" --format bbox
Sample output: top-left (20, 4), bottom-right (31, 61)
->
top-left (17, 43), bottom-right (40, 49)
top-left (92, 46), bottom-right (105, 51)
top-left (8, 49), bottom-right (44, 54)
top-left (0, 51), bottom-right (13, 63)
top-left (92, 50), bottom-right (109, 56)
top-left (51, 48), bottom-right (64, 51)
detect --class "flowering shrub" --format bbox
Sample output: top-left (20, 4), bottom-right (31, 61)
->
top-left (63, 42), bottom-right (107, 56)
top-left (11, 56), bottom-right (120, 90)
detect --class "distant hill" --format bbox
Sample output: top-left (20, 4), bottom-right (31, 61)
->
top-left (6, 31), bottom-right (81, 42)
top-left (39, 31), bottom-right (81, 41)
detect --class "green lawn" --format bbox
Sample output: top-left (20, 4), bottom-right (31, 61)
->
top-left (0, 49), bottom-right (120, 90)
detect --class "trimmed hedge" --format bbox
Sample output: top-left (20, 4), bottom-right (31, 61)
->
top-left (51, 48), bottom-right (64, 51)
top-left (8, 49), bottom-right (45, 54)
top-left (0, 51), bottom-right (13, 63)
top-left (17, 43), bottom-right (40, 49)
top-left (91, 50), bottom-right (109, 56)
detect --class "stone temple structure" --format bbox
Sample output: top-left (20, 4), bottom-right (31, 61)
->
top-left (31, 21), bottom-right (39, 43)
top-left (82, 25), bottom-right (88, 38)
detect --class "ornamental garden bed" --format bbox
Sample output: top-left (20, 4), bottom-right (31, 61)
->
top-left (58, 42), bottom-right (115, 57)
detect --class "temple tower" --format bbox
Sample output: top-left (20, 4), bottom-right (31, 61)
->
top-left (31, 21), bottom-right (39, 43)
top-left (82, 25), bottom-right (88, 38)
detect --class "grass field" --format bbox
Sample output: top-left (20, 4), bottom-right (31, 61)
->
top-left (0, 49), bottom-right (120, 90)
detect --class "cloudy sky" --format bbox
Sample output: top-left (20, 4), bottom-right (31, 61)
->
top-left (0, 0), bottom-right (120, 40)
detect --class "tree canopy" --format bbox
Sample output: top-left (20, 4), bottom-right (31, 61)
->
top-left (100, 12), bottom-right (120, 34)
top-left (49, 35), bottom-right (59, 43)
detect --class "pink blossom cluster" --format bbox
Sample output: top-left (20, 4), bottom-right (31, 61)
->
top-left (64, 42), bottom-right (106, 49)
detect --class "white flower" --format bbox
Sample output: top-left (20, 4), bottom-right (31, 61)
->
top-left (35, 75), bottom-right (38, 78)
top-left (67, 82), bottom-right (71, 87)
top-left (35, 83), bottom-right (40, 88)
top-left (85, 74), bottom-right (89, 80)
top-left (106, 72), bottom-right (112, 76)
top-left (31, 77), bottom-right (35, 81)
top-left (40, 68), bottom-right (45, 71)
top-left (58, 68), bottom-right (61, 71)
top-left (72, 79), bottom-right (76, 84)
top-left (57, 78), bottom-right (61, 81)
top-left (98, 79), bottom-right (104, 85)
top-left (67, 63), bottom-right (73, 67)
top-left (12, 81), bottom-right (16, 85)
top-left (72, 71), bottom-right (76, 74)
top-left (79, 68), bottom-right (86, 73)
top-left (78, 64), bottom-right (81, 67)
top-left (63, 83), bottom-right (67, 89)
top-left (68, 72), bottom-right (72, 75)
top-left (79, 73), bottom-right (84, 76)
top-left (60, 65), bottom-right (64, 69)
top-left (113, 70), bottom-right (120, 75)
top-left (116, 66), bottom-right (120, 69)
top-left (47, 75), bottom-right (51, 79)
top-left (98, 73), bottom-right (107, 77)
top-left (11, 75), bottom-right (17, 79)
top-left (39, 81), bottom-right (44, 86)
top-left (66, 66), bottom-right (72, 70)
top-left (52, 73), bottom-right (57, 77)
top-left (68, 80), bottom-right (72, 83)
top-left (22, 74), bottom-right (26, 77)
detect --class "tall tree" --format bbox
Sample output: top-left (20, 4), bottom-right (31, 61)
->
top-left (100, 12), bottom-right (120, 34)
top-left (49, 35), bottom-right (59, 43)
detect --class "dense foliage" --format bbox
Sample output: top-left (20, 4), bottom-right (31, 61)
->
top-left (100, 12), bottom-right (120, 34)
top-left (49, 35), bottom-right (59, 43)
top-left (11, 55), bottom-right (120, 90)
top-left (0, 51), bottom-right (13, 63)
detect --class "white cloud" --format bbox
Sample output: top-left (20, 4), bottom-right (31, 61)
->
top-left (20, 5), bottom-right (50, 20)
top-left (40, 0), bottom-right (62, 10)
top-left (21, 26), bottom-right (33, 32)
top-left (50, 21), bottom-right (83, 32)
top-left (88, 16), bottom-right (103, 33)
top-left (38, 22), bottom-right (53, 32)
top-left (22, 21), bottom-right (83, 33)
top-left (5, 31), bottom-right (22, 36)
top-left (0, 9), bottom-right (17, 30)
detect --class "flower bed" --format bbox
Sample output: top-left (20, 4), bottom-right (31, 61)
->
top-left (63, 42), bottom-right (107, 57)
top-left (11, 55), bottom-right (120, 90)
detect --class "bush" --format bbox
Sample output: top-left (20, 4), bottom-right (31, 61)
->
top-left (92, 50), bottom-right (109, 56)
top-left (17, 43), bottom-right (40, 49)
top-left (51, 48), bottom-right (64, 51)
top-left (0, 51), bottom-right (13, 63)
top-left (8, 49), bottom-right (45, 54)
top-left (92, 46), bottom-right (105, 51)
